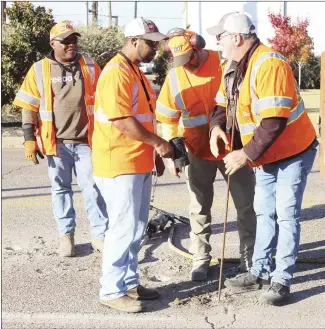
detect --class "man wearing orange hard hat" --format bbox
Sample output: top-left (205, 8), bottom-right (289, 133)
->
top-left (156, 28), bottom-right (256, 281)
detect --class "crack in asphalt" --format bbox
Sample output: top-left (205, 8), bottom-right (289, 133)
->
top-left (231, 314), bottom-right (237, 326)
top-left (205, 316), bottom-right (215, 329)
top-left (2, 165), bottom-right (30, 179)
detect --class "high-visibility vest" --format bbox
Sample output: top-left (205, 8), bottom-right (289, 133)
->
top-left (156, 50), bottom-right (222, 160)
top-left (92, 54), bottom-right (156, 178)
top-left (13, 56), bottom-right (101, 155)
top-left (215, 44), bottom-right (316, 166)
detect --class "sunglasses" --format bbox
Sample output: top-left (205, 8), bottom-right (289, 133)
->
top-left (216, 31), bottom-right (232, 42)
top-left (140, 38), bottom-right (159, 47)
top-left (53, 36), bottom-right (78, 45)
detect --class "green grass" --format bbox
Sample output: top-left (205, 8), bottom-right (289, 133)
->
top-left (301, 90), bottom-right (320, 111)
top-left (301, 90), bottom-right (320, 136)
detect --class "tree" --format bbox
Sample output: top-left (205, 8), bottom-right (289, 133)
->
top-left (152, 44), bottom-right (172, 87)
top-left (293, 54), bottom-right (320, 90)
top-left (267, 12), bottom-right (313, 89)
top-left (76, 26), bottom-right (124, 69)
top-left (1, 2), bottom-right (55, 108)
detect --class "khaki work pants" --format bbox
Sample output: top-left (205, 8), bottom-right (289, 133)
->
top-left (185, 151), bottom-right (256, 271)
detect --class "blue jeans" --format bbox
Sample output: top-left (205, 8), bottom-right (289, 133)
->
top-left (46, 143), bottom-right (108, 240)
top-left (94, 173), bottom-right (152, 301)
top-left (251, 140), bottom-right (318, 287)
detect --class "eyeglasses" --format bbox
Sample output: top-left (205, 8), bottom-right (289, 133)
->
top-left (53, 36), bottom-right (78, 45)
top-left (216, 31), bottom-right (232, 42)
top-left (139, 38), bottom-right (159, 47)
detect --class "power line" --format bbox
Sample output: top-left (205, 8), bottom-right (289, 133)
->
top-left (54, 14), bottom-right (90, 16)
top-left (53, 14), bottom-right (181, 20)
top-left (97, 14), bottom-right (181, 19)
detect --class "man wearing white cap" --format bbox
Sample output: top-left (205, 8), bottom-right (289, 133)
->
top-left (92, 17), bottom-right (173, 313)
top-left (208, 12), bottom-right (318, 305)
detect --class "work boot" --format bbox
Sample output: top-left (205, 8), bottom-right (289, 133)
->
top-left (127, 285), bottom-right (160, 300)
top-left (191, 263), bottom-right (209, 281)
top-left (91, 239), bottom-right (104, 253)
top-left (100, 295), bottom-right (143, 313)
top-left (224, 271), bottom-right (269, 290)
top-left (259, 282), bottom-right (290, 305)
top-left (225, 265), bottom-right (247, 279)
top-left (59, 234), bottom-right (75, 257)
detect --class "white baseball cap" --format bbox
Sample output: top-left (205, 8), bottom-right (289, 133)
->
top-left (124, 17), bottom-right (167, 41)
top-left (207, 12), bottom-right (255, 36)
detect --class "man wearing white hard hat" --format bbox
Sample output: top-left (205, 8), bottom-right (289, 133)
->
top-left (208, 12), bottom-right (318, 305)
top-left (92, 17), bottom-right (173, 313)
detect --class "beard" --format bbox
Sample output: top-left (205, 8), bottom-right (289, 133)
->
top-left (138, 44), bottom-right (156, 63)
top-left (141, 54), bottom-right (155, 63)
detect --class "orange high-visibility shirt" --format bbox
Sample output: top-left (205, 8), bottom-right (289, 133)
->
top-left (92, 53), bottom-right (157, 178)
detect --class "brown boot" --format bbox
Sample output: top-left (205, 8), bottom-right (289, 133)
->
top-left (91, 239), bottom-right (104, 253)
top-left (59, 234), bottom-right (75, 257)
top-left (100, 295), bottom-right (143, 313)
top-left (127, 285), bottom-right (160, 300)
top-left (191, 263), bottom-right (209, 281)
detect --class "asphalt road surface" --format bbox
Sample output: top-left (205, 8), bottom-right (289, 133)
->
top-left (2, 146), bottom-right (325, 329)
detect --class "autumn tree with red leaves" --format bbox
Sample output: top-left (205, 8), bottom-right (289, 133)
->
top-left (267, 12), bottom-right (313, 89)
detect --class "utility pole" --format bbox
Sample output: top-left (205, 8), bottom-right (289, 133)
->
top-left (108, 1), bottom-right (112, 28)
top-left (85, 1), bottom-right (89, 28)
top-left (134, 1), bottom-right (137, 19)
top-left (281, 1), bottom-right (287, 16)
top-left (184, 1), bottom-right (188, 29)
top-left (2, 1), bottom-right (6, 27)
top-left (92, 1), bottom-right (98, 26)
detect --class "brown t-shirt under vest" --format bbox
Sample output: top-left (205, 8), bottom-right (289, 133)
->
top-left (49, 52), bottom-right (89, 144)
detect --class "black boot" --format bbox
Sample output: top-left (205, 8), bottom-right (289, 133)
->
top-left (259, 282), bottom-right (290, 305)
top-left (224, 271), bottom-right (269, 290)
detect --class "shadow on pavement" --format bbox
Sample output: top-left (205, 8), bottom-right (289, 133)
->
top-left (156, 177), bottom-right (224, 187)
top-left (144, 265), bottom-right (222, 313)
top-left (139, 228), bottom-right (171, 265)
top-left (139, 221), bottom-right (241, 267)
top-left (297, 239), bottom-right (325, 264)
top-left (300, 204), bottom-right (325, 221)
top-left (300, 239), bottom-right (325, 251)
top-left (2, 184), bottom-right (83, 199)
top-left (2, 191), bottom-right (82, 199)
top-left (2, 184), bottom-right (78, 192)
top-left (287, 285), bottom-right (325, 305)
top-left (293, 264), bottom-right (325, 285)
top-left (287, 264), bottom-right (325, 305)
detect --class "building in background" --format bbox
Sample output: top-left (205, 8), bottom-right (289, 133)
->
top-left (183, 1), bottom-right (324, 56)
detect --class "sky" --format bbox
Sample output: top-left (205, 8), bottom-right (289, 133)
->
top-left (9, 1), bottom-right (185, 33)
top-left (6, 1), bottom-right (324, 54)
